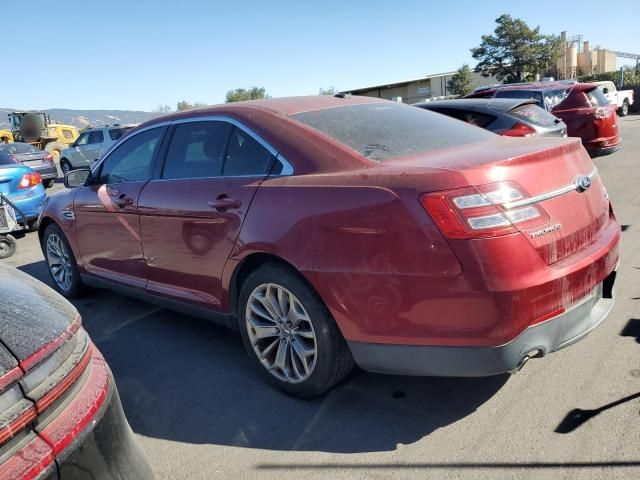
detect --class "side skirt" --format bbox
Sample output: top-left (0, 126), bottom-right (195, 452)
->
top-left (79, 274), bottom-right (236, 331)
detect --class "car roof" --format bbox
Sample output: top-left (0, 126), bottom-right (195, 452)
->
top-left (141, 95), bottom-right (388, 127)
top-left (416, 98), bottom-right (538, 113)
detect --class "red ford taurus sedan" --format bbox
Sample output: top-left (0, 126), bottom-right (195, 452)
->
top-left (38, 96), bottom-right (619, 398)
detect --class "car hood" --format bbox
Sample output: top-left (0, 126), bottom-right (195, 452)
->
top-left (0, 264), bottom-right (78, 361)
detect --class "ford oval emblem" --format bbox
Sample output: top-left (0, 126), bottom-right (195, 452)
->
top-left (576, 175), bottom-right (592, 193)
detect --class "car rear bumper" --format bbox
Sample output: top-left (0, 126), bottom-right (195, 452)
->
top-left (348, 271), bottom-right (616, 376)
top-left (584, 136), bottom-right (621, 157)
top-left (32, 165), bottom-right (58, 180)
top-left (50, 349), bottom-right (154, 480)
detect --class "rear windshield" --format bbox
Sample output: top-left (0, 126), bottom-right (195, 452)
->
top-left (0, 143), bottom-right (39, 155)
top-left (0, 151), bottom-right (17, 166)
top-left (427, 107), bottom-right (496, 128)
top-left (290, 102), bottom-right (493, 161)
top-left (495, 90), bottom-right (544, 107)
top-left (508, 103), bottom-right (560, 127)
top-left (586, 88), bottom-right (610, 107)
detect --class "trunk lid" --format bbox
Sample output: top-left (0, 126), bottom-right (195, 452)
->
top-left (0, 266), bottom-right (77, 361)
top-left (395, 136), bottom-right (609, 264)
top-left (0, 164), bottom-right (31, 196)
top-left (12, 152), bottom-right (47, 168)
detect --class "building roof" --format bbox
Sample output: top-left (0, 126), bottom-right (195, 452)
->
top-left (342, 71), bottom-right (458, 94)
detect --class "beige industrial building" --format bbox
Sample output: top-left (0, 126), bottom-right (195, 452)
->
top-left (556, 31), bottom-right (617, 79)
top-left (342, 71), bottom-right (499, 104)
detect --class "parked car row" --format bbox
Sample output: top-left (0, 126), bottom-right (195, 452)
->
top-left (461, 81), bottom-right (622, 157)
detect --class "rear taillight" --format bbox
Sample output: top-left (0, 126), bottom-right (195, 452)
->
top-left (18, 172), bottom-right (42, 189)
top-left (43, 153), bottom-right (54, 164)
top-left (420, 182), bottom-right (548, 239)
top-left (501, 122), bottom-right (537, 137)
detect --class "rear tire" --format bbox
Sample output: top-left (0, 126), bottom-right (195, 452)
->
top-left (238, 263), bottom-right (354, 398)
top-left (42, 223), bottom-right (86, 298)
top-left (0, 235), bottom-right (17, 259)
top-left (43, 179), bottom-right (55, 188)
top-left (618, 100), bottom-right (629, 117)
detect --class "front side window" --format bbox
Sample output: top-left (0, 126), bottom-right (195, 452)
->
top-left (98, 127), bottom-right (163, 184)
top-left (162, 122), bottom-right (232, 179)
top-left (223, 127), bottom-right (274, 176)
top-left (75, 133), bottom-right (89, 146)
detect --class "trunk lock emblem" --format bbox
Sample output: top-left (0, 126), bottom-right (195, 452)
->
top-left (576, 176), bottom-right (592, 193)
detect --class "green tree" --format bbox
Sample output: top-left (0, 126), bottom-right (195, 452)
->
top-left (447, 65), bottom-right (474, 96)
top-left (471, 15), bottom-right (560, 83)
top-left (225, 87), bottom-right (269, 103)
top-left (176, 101), bottom-right (193, 112)
top-left (318, 86), bottom-right (336, 95)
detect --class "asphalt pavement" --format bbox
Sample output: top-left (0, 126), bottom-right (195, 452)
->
top-left (3, 115), bottom-right (640, 479)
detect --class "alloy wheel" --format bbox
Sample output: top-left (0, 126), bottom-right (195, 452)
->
top-left (246, 283), bottom-right (317, 384)
top-left (46, 233), bottom-right (73, 291)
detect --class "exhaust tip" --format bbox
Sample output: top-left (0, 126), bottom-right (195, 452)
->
top-left (510, 349), bottom-right (543, 374)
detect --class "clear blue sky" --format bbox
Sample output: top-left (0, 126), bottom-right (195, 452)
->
top-left (6, 0), bottom-right (638, 111)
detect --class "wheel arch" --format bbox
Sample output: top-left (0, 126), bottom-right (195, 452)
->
top-left (38, 216), bottom-right (56, 246)
top-left (227, 252), bottom-right (331, 326)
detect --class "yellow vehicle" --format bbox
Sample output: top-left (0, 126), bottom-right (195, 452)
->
top-left (9, 112), bottom-right (79, 162)
top-left (0, 129), bottom-right (13, 143)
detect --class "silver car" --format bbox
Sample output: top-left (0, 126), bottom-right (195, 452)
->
top-left (59, 124), bottom-right (136, 174)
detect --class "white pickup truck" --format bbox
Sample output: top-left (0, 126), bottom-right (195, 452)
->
top-left (594, 81), bottom-right (634, 116)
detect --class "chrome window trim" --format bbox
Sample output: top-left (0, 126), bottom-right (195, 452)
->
top-left (503, 167), bottom-right (598, 209)
top-left (92, 116), bottom-right (295, 180)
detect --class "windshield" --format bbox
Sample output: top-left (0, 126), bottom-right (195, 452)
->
top-left (494, 89), bottom-right (544, 107)
top-left (508, 103), bottom-right (561, 127)
top-left (291, 102), bottom-right (494, 161)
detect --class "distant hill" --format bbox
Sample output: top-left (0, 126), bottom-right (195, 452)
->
top-left (0, 108), bottom-right (162, 129)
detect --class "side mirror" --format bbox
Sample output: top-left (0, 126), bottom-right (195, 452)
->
top-left (602, 87), bottom-right (609, 94)
top-left (64, 168), bottom-right (91, 188)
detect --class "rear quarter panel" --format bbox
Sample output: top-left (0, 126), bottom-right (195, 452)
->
top-left (226, 176), bottom-right (463, 341)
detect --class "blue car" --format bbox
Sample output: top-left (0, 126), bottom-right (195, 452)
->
top-left (0, 149), bottom-right (46, 227)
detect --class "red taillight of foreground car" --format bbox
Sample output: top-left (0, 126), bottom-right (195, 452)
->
top-left (39, 346), bottom-right (111, 455)
top-left (420, 182), bottom-right (548, 239)
top-left (501, 122), bottom-right (537, 137)
top-left (18, 172), bottom-right (42, 189)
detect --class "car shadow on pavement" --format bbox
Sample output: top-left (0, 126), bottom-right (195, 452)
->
top-left (19, 260), bottom-right (508, 454)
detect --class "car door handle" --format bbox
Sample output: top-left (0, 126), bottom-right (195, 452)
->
top-left (112, 193), bottom-right (134, 208)
top-left (208, 195), bottom-right (241, 212)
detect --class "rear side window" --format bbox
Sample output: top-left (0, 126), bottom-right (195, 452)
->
top-left (0, 151), bottom-right (17, 166)
top-left (428, 108), bottom-right (496, 128)
top-left (162, 122), bottom-right (232, 179)
top-left (222, 127), bottom-right (274, 176)
top-left (87, 130), bottom-right (104, 144)
top-left (508, 103), bottom-right (560, 127)
top-left (291, 102), bottom-right (493, 162)
top-left (586, 88), bottom-right (610, 107)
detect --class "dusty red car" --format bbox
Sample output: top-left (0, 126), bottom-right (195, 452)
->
top-left (466, 82), bottom-right (621, 157)
top-left (38, 96), bottom-right (619, 398)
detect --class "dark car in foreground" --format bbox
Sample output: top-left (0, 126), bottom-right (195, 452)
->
top-left (0, 143), bottom-right (58, 188)
top-left (416, 98), bottom-right (567, 137)
top-left (39, 96), bottom-right (619, 398)
top-left (0, 265), bottom-right (153, 479)
top-left (466, 82), bottom-right (620, 156)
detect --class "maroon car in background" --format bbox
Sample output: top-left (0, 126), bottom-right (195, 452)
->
top-left (38, 96), bottom-right (619, 398)
top-left (466, 82), bottom-right (621, 157)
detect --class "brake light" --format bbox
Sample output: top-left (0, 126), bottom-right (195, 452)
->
top-left (18, 172), bottom-right (42, 189)
top-left (420, 182), bottom-right (548, 239)
top-left (43, 153), bottom-right (54, 164)
top-left (501, 122), bottom-right (537, 137)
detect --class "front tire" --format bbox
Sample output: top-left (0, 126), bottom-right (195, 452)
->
top-left (43, 223), bottom-right (85, 298)
top-left (619, 100), bottom-right (629, 117)
top-left (238, 263), bottom-right (354, 398)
